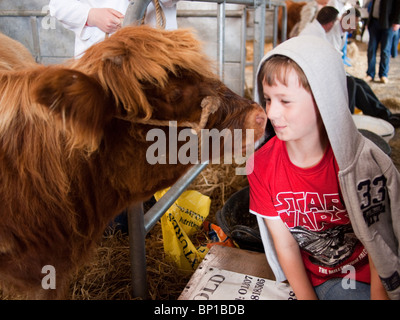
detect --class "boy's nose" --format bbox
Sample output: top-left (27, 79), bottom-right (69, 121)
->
top-left (266, 101), bottom-right (281, 120)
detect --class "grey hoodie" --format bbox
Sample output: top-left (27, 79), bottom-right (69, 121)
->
top-left (254, 35), bottom-right (400, 299)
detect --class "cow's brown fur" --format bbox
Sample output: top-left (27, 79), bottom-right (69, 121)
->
top-left (0, 33), bottom-right (36, 70)
top-left (278, 1), bottom-right (307, 40)
top-left (0, 26), bottom-right (266, 299)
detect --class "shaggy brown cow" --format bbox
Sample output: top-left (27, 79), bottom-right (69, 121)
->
top-left (0, 33), bottom-right (36, 70)
top-left (278, 0), bottom-right (306, 40)
top-left (0, 26), bottom-right (266, 299)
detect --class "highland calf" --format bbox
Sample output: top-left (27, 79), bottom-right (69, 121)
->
top-left (0, 32), bottom-right (36, 70)
top-left (0, 26), bottom-right (266, 298)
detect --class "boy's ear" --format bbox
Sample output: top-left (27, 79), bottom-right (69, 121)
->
top-left (32, 67), bottom-right (113, 151)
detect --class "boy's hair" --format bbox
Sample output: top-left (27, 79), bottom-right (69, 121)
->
top-left (316, 6), bottom-right (339, 25)
top-left (257, 55), bottom-right (311, 108)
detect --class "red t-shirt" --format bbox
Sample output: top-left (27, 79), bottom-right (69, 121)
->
top-left (247, 137), bottom-right (370, 286)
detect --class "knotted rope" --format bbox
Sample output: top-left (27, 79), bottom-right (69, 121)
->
top-left (140, 0), bottom-right (166, 29)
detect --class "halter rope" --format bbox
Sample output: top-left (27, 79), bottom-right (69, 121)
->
top-left (121, 96), bottom-right (221, 136)
top-left (105, 0), bottom-right (166, 39)
top-left (140, 0), bottom-right (166, 29)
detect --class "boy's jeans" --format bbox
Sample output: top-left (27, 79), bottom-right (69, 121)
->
top-left (367, 18), bottom-right (395, 79)
top-left (315, 278), bottom-right (370, 300)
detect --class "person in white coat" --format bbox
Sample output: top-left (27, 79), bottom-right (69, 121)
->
top-left (49, 0), bottom-right (179, 58)
top-left (299, 6), bottom-right (339, 39)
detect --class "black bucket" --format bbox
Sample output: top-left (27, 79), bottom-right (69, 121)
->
top-left (359, 129), bottom-right (391, 156)
top-left (216, 186), bottom-right (264, 252)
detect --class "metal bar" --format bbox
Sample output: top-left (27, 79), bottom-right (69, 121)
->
top-left (143, 161), bottom-right (209, 234)
top-left (239, 6), bottom-right (247, 97)
top-left (177, 10), bottom-right (243, 17)
top-left (0, 10), bottom-right (46, 17)
top-left (185, 0), bottom-right (263, 4)
top-left (30, 16), bottom-right (41, 63)
top-left (280, 2), bottom-right (287, 42)
top-left (128, 202), bottom-right (148, 299)
top-left (128, 162), bottom-right (208, 299)
top-left (123, 0), bottom-right (152, 26)
top-left (217, 2), bottom-right (226, 80)
top-left (272, 5), bottom-right (278, 47)
top-left (252, 0), bottom-right (266, 100)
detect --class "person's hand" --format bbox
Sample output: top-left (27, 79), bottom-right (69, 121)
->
top-left (86, 8), bottom-right (124, 34)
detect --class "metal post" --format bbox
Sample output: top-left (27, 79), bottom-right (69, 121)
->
top-left (127, 202), bottom-right (148, 299)
top-left (272, 4), bottom-right (278, 47)
top-left (240, 6), bottom-right (247, 97)
top-left (128, 162), bottom-right (208, 299)
top-left (280, 2), bottom-right (287, 43)
top-left (217, 1), bottom-right (226, 80)
top-left (123, 0), bottom-right (152, 26)
top-left (253, 0), bottom-right (266, 100)
top-left (30, 16), bottom-right (41, 63)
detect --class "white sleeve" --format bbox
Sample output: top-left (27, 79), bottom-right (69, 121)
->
top-left (49, 0), bottom-right (93, 40)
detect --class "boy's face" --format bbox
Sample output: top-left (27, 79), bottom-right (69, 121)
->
top-left (262, 68), bottom-right (322, 143)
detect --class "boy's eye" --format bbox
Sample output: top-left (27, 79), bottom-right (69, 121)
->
top-left (281, 100), bottom-right (291, 104)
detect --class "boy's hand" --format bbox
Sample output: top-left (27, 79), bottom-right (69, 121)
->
top-left (87, 8), bottom-right (124, 34)
top-left (264, 218), bottom-right (318, 300)
top-left (369, 256), bottom-right (389, 300)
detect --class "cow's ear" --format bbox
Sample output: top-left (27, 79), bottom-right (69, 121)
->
top-left (32, 67), bottom-right (113, 152)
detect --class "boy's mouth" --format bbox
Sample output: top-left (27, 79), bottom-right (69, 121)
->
top-left (272, 124), bottom-right (286, 131)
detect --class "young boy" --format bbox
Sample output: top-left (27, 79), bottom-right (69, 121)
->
top-left (247, 35), bottom-right (400, 300)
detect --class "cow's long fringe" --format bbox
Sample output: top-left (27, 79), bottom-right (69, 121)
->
top-left (72, 26), bottom-right (216, 121)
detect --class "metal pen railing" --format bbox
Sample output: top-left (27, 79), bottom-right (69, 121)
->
top-left (127, 162), bottom-right (209, 298)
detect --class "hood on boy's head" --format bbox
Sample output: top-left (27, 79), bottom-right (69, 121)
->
top-left (255, 35), bottom-right (362, 169)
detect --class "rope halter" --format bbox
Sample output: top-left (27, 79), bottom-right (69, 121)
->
top-left (125, 96), bottom-right (221, 135)
top-left (115, 96), bottom-right (222, 164)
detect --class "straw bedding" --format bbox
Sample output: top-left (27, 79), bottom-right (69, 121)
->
top-left (1, 40), bottom-right (399, 300)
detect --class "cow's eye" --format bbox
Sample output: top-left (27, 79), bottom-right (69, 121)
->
top-left (169, 88), bottom-right (182, 102)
